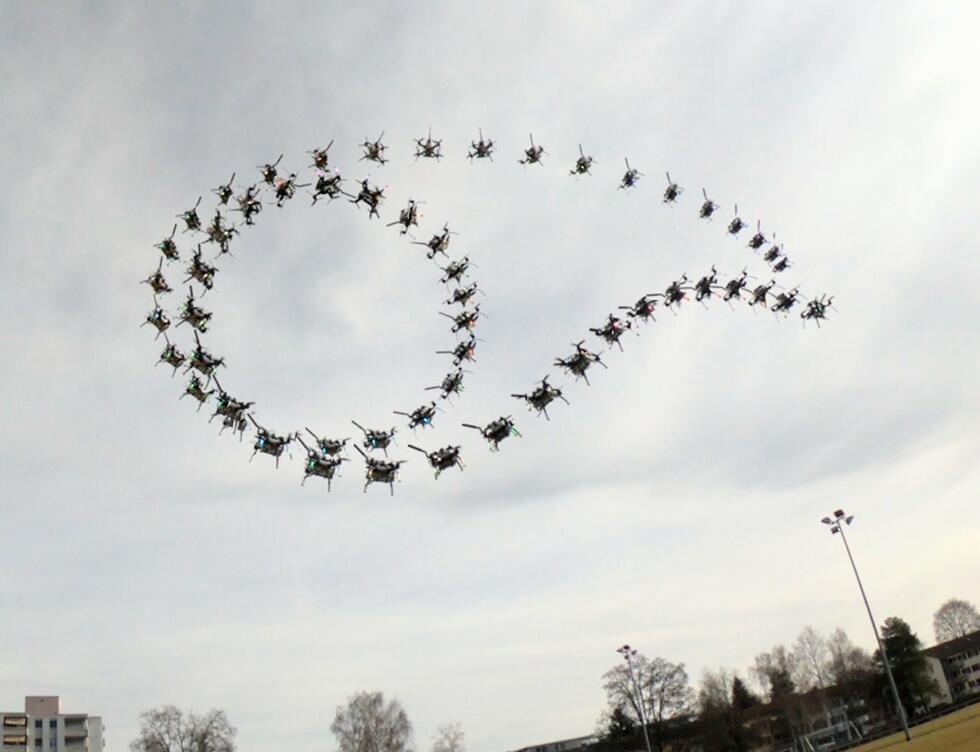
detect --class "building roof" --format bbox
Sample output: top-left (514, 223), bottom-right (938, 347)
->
top-left (922, 629), bottom-right (980, 661)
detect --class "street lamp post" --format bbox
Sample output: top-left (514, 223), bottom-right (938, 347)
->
top-left (821, 509), bottom-right (911, 743)
top-left (617, 644), bottom-right (653, 752)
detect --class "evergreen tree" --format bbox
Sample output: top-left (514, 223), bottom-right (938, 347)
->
top-left (873, 617), bottom-right (937, 717)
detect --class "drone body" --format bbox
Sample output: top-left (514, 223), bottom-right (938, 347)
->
top-left (360, 133), bottom-right (388, 165)
top-left (394, 402), bottom-right (438, 431)
top-left (462, 416), bottom-right (521, 451)
top-left (409, 444), bottom-right (463, 478)
top-left (248, 415), bottom-right (294, 468)
top-left (352, 420), bottom-right (396, 456)
top-left (520, 134), bottom-right (545, 165)
top-left (468, 128), bottom-right (495, 161)
top-left (570, 144), bottom-right (595, 176)
top-left (512, 377), bottom-right (569, 420)
top-left (555, 341), bottom-right (607, 385)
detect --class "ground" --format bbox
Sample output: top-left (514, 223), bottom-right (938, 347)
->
top-left (851, 703), bottom-right (980, 751)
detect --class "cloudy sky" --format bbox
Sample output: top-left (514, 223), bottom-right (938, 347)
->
top-left (2, 2), bottom-right (979, 750)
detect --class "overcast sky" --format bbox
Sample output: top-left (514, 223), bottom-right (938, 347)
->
top-left (2, 2), bottom-right (979, 751)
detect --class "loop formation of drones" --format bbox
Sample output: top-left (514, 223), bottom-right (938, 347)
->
top-left (144, 129), bottom-right (834, 494)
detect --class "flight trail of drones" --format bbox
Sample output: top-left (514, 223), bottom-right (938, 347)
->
top-left (143, 130), bottom-right (835, 495)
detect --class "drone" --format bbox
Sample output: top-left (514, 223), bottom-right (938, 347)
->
top-left (441, 305), bottom-right (482, 334)
top-left (437, 334), bottom-right (479, 365)
top-left (747, 220), bottom-right (767, 250)
top-left (589, 314), bottom-right (633, 351)
top-left (748, 280), bottom-right (776, 308)
top-left (520, 134), bottom-right (545, 165)
top-left (177, 197), bottom-right (203, 233)
top-left (468, 128), bottom-right (494, 161)
top-left (408, 444), bottom-right (464, 478)
top-left (772, 256), bottom-right (791, 273)
top-left (273, 173), bottom-right (311, 207)
top-left (801, 295), bottom-right (835, 327)
top-left (155, 224), bottom-right (180, 261)
top-left (426, 369), bottom-right (466, 400)
top-left (360, 132), bottom-right (388, 165)
top-left (295, 434), bottom-right (346, 490)
top-left (184, 245), bottom-right (217, 291)
top-left (213, 173), bottom-right (236, 205)
top-left (177, 286), bottom-right (212, 333)
top-left (142, 258), bottom-right (172, 295)
top-left (387, 198), bottom-right (422, 235)
top-left (350, 179), bottom-right (385, 219)
top-left (185, 332), bottom-right (224, 379)
top-left (412, 223), bottom-right (456, 259)
top-left (555, 341), bottom-right (607, 385)
top-left (663, 275), bottom-right (690, 309)
top-left (304, 427), bottom-right (350, 457)
top-left (761, 240), bottom-right (783, 264)
top-left (259, 154), bottom-right (283, 186)
top-left (619, 158), bottom-right (643, 189)
top-left (694, 266), bottom-right (720, 303)
top-left (353, 445), bottom-right (404, 495)
top-left (351, 420), bottom-right (396, 456)
top-left (218, 415), bottom-right (249, 440)
top-left (203, 210), bottom-right (238, 255)
top-left (234, 185), bottom-right (263, 225)
top-left (181, 374), bottom-right (214, 411)
top-left (394, 401), bottom-right (438, 431)
top-left (209, 376), bottom-right (253, 431)
top-left (414, 128), bottom-right (442, 160)
top-left (439, 256), bottom-right (473, 285)
top-left (156, 334), bottom-right (186, 375)
top-left (619, 294), bottom-right (659, 323)
top-left (248, 415), bottom-right (294, 468)
top-left (142, 301), bottom-right (171, 339)
top-left (311, 170), bottom-right (346, 205)
top-left (512, 377), bottom-right (569, 420)
top-left (771, 286), bottom-right (801, 315)
top-left (462, 416), bottom-right (521, 451)
top-left (570, 144), bottom-right (595, 176)
top-left (308, 141), bottom-right (334, 170)
top-left (727, 205), bottom-right (747, 235)
top-left (663, 172), bottom-right (683, 204)
top-left (699, 188), bottom-right (719, 219)
top-left (444, 282), bottom-right (481, 307)
top-left (722, 269), bottom-right (750, 302)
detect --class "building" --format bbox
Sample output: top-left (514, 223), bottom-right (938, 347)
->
top-left (1, 697), bottom-right (103, 752)
top-left (509, 734), bottom-right (596, 752)
top-left (921, 628), bottom-right (980, 705)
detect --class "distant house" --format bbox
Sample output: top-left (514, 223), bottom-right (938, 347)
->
top-left (510, 734), bottom-right (597, 752)
top-left (921, 628), bottom-right (980, 705)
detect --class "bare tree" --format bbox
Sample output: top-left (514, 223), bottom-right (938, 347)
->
top-left (603, 654), bottom-right (693, 751)
top-left (826, 628), bottom-right (872, 686)
top-left (791, 626), bottom-right (832, 691)
top-left (130, 706), bottom-right (236, 752)
top-left (933, 598), bottom-right (980, 643)
top-left (751, 646), bottom-right (797, 701)
top-left (430, 723), bottom-right (464, 752)
top-left (331, 691), bottom-right (413, 752)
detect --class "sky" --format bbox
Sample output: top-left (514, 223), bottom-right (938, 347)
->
top-left (1, 1), bottom-right (979, 751)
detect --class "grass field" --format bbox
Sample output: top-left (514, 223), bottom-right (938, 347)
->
top-left (850, 702), bottom-right (980, 751)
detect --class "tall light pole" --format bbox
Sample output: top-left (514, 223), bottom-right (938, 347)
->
top-left (821, 509), bottom-right (911, 742)
top-left (617, 644), bottom-right (653, 752)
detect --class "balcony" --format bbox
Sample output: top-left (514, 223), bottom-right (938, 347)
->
top-left (1, 718), bottom-right (26, 728)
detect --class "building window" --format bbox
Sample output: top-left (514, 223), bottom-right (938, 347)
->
top-left (35, 721), bottom-right (43, 729)
top-left (49, 720), bottom-right (57, 729)
top-left (48, 739), bottom-right (56, 749)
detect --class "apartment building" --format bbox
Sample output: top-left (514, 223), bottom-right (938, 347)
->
top-left (922, 628), bottom-right (980, 704)
top-left (0, 697), bottom-right (103, 752)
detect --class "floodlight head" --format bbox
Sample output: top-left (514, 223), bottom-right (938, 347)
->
top-left (845, 515), bottom-right (854, 526)
top-left (834, 509), bottom-right (845, 519)
top-left (831, 526), bottom-right (840, 535)
top-left (821, 517), bottom-right (832, 525)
